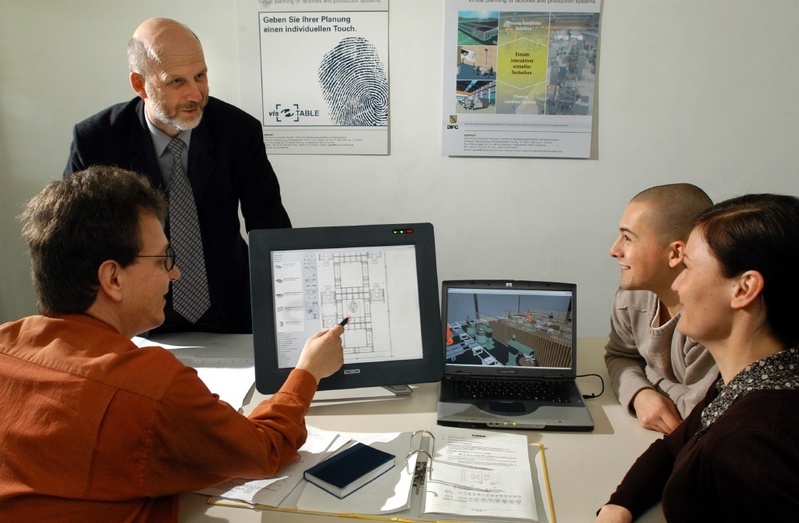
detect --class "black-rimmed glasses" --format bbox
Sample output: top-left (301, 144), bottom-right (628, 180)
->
top-left (135, 245), bottom-right (176, 271)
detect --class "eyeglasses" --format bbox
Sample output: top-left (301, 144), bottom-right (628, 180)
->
top-left (134, 245), bottom-right (176, 271)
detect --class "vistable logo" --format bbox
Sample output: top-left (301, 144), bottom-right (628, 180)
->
top-left (269, 103), bottom-right (320, 123)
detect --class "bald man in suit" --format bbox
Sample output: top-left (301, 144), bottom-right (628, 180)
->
top-left (65, 17), bottom-right (291, 334)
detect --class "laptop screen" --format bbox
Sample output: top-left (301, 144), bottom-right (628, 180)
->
top-left (442, 280), bottom-right (576, 376)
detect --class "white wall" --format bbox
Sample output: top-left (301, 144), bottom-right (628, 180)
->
top-left (1, 0), bottom-right (797, 336)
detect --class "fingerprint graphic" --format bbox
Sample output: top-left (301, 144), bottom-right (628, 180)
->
top-left (318, 37), bottom-right (388, 126)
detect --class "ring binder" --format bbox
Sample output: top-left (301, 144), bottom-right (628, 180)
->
top-left (409, 429), bottom-right (436, 452)
top-left (407, 429), bottom-right (435, 493)
top-left (405, 429), bottom-right (500, 492)
top-left (204, 426), bottom-right (554, 522)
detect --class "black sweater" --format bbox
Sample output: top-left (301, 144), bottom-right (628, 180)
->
top-left (606, 376), bottom-right (799, 522)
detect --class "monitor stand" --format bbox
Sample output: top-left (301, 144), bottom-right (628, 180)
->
top-left (382, 384), bottom-right (413, 396)
top-left (311, 385), bottom-right (413, 403)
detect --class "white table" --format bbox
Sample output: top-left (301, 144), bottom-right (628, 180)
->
top-left (167, 335), bottom-right (666, 522)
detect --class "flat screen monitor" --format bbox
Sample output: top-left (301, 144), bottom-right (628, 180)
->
top-left (248, 222), bottom-right (443, 394)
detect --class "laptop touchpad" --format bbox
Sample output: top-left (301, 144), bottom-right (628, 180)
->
top-left (487, 401), bottom-right (528, 414)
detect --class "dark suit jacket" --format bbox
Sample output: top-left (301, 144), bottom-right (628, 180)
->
top-left (65, 97), bottom-right (291, 334)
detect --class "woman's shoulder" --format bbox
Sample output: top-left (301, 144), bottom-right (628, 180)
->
top-left (705, 389), bottom-right (799, 448)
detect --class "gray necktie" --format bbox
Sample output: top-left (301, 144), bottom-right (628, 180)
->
top-left (166, 137), bottom-right (211, 323)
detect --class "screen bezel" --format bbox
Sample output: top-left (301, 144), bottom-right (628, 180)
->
top-left (249, 222), bottom-right (443, 394)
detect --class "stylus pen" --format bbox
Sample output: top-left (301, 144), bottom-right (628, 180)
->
top-left (338, 316), bottom-right (350, 327)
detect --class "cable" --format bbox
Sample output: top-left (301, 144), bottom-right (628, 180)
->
top-left (576, 373), bottom-right (605, 399)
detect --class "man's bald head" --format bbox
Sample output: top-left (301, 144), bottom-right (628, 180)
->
top-left (127, 18), bottom-right (202, 76)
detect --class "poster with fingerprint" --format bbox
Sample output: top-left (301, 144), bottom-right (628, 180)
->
top-left (441, 0), bottom-right (601, 158)
top-left (237, 0), bottom-right (389, 155)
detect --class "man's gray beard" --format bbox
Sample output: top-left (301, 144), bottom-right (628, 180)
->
top-left (153, 106), bottom-right (204, 132)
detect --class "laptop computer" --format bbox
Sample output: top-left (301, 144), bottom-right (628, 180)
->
top-left (436, 280), bottom-right (594, 431)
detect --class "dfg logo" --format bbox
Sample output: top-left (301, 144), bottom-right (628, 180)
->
top-left (446, 114), bottom-right (458, 130)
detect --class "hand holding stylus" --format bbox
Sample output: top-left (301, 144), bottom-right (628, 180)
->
top-left (295, 319), bottom-right (347, 383)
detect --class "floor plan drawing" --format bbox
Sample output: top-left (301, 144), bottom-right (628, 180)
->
top-left (271, 242), bottom-right (423, 368)
top-left (316, 250), bottom-right (394, 361)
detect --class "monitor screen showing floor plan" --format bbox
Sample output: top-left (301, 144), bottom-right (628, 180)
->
top-left (249, 223), bottom-right (443, 394)
top-left (272, 244), bottom-right (422, 368)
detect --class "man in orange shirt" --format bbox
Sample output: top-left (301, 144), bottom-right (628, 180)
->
top-left (0, 165), bottom-right (344, 522)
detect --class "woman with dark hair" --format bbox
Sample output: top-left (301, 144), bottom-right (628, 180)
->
top-left (596, 194), bottom-right (799, 523)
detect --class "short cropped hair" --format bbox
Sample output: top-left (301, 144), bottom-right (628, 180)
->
top-left (695, 193), bottom-right (799, 347)
top-left (126, 36), bottom-right (151, 76)
top-left (20, 166), bottom-right (167, 316)
top-left (631, 183), bottom-right (712, 243)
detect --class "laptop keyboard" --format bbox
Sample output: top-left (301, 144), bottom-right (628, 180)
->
top-left (451, 377), bottom-right (572, 403)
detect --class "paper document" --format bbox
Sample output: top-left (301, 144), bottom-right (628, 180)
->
top-left (423, 426), bottom-right (538, 522)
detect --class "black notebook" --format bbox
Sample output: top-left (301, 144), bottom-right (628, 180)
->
top-left (303, 442), bottom-right (396, 499)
